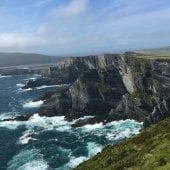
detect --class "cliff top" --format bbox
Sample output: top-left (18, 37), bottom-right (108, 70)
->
top-left (122, 51), bottom-right (170, 60)
top-left (135, 46), bottom-right (170, 59)
top-left (138, 46), bottom-right (170, 56)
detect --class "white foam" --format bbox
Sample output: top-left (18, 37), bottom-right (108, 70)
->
top-left (23, 100), bottom-right (44, 108)
top-left (27, 114), bottom-right (69, 131)
top-left (18, 84), bottom-right (69, 92)
top-left (18, 130), bottom-right (37, 145)
top-left (64, 142), bottom-right (102, 169)
top-left (1, 115), bottom-right (143, 169)
top-left (7, 149), bottom-right (49, 170)
top-left (24, 77), bottom-right (37, 81)
top-left (79, 122), bottom-right (103, 132)
top-left (0, 112), bottom-right (18, 120)
top-left (29, 77), bottom-right (37, 80)
top-left (16, 83), bottom-right (25, 88)
top-left (66, 156), bottom-right (88, 169)
top-left (0, 75), bottom-right (12, 78)
top-left (104, 119), bottom-right (142, 141)
top-left (0, 120), bottom-right (22, 129)
top-left (56, 125), bottom-right (71, 132)
top-left (18, 88), bottom-right (32, 92)
top-left (16, 160), bottom-right (49, 170)
top-left (78, 119), bottom-right (142, 142)
top-left (36, 84), bottom-right (69, 90)
top-left (73, 116), bottom-right (95, 123)
top-left (0, 114), bottom-right (71, 132)
top-left (87, 142), bottom-right (102, 157)
top-left (0, 114), bottom-right (142, 138)
top-left (106, 130), bottom-right (131, 141)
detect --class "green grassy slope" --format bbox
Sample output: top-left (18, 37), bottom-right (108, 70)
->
top-left (138, 46), bottom-right (170, 56)
top-left (75, 118), bottom-right (170, 170)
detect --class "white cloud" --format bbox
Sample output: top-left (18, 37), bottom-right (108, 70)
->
top-left (0, 33), bottom-right (46, 48)
top-left (0, 0), bottom-right (170, 55)
top-left (0, 31), bottom-right (73, 53)
top-left (0, 33), bottom-right (48, 52)
top-left (53, 0), bottom-right (89, 17)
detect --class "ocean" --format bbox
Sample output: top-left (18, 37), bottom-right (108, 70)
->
top-left (0, 74), bottom-right (142, 170)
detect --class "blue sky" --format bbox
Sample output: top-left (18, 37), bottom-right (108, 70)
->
top-left (0, 0), bottom-right (170, 55)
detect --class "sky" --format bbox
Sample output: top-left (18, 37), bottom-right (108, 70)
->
top-left (0, 0), bottom-right (170, 55)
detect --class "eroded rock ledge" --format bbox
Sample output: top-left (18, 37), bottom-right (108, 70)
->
top-left (23, 52), bottom-right (170, 127)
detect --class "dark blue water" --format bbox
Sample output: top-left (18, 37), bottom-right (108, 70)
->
top-left (0, 75), bottom-right (142, 170)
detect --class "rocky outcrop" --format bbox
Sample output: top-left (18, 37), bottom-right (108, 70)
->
top-left (39, 55), bottom-right (127, 121)
top-left (23, 56), bottom-right (98, 88)
top-left (36, 53), bottom-right (170, 127)
top-left (120, 54), bottom-right (170, 127)
top-left (143, 97), bottom-right (170, 127)
top-left (23, 54), bottom-right (121, 88)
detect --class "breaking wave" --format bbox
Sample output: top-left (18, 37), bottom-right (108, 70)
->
top-left (0, 75), bottom-right (12, 78)
top-left (7, 149), bottom-right (49, 170)
top-left (23, 100), bottom-right (44, 108)
top-left (0, 74), bottom-right (143, 169)
top-left (0, 112), bottom-right (19, 121)
top-left (64, 156), bottom-right (88, 169)
top-left (0, 114), bottom-right (142, 169)
top-left (18, 84), bottom-right (69, 92)
top-left (87, 142), bottom-right (102, 157)
top-left (18, 130), bottom-right (37, 145)
top-left (35, 84), bottom-right (69, 90)
top-left (16, 83), bottom-right (25, 88)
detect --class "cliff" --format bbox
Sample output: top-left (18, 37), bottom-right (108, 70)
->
top-left (31, 52), bottom-right (170, 127)
top-left (74, 117), bottom-right (170, 170)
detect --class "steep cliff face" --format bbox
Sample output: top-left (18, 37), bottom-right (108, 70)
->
top-left (118, 53), bottom-right (170, 127)
top-left (39, 55), bottom-right (127, 121)
top-left (38, 53), bottom-right (170, 127)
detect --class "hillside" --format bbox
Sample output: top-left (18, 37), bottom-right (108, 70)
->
top-left (0, 52), bottom-right (61, 67)
top-left (75, 117), bottom-right (170, 170)
top-left (138, 46), bottom-right (170, 56)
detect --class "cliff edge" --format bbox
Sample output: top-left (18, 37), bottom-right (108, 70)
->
top-left (30, 52), bottom-right (170, 127)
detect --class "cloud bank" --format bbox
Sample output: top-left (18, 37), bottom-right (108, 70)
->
top-left (0, 0), bottom-right (169, 55)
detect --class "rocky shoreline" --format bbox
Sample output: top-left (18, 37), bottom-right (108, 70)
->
top-left (15, 52), bottom-right (169, 128)
top-left (1, 52), bottom-right (169, 128)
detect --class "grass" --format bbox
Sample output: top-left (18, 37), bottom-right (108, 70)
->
top-left (135, 47), bottom-right (170, 59)
top-left (74, 118), bottom-right (170, 170)
top-left (130, 52), bottom-right (170, 60)
top-left (136, 54), bottom-right (170, 60)
top-left (141, 46), bottom-right (170, 56)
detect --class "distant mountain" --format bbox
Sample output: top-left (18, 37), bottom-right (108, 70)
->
top-left (138, 46), bottom-right (170, 56)
top-left (0, 52), bottom-right (61, 67)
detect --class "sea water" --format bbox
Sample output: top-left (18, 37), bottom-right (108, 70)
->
top-left (0, 75), bottom-right (142, 170)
